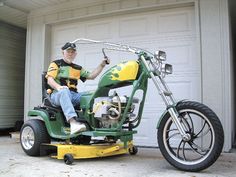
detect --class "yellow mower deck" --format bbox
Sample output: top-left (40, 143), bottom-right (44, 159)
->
top-left (44, 141), bottom-right (136, 164)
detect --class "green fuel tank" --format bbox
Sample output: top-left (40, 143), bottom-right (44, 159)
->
top-left (98, 60), bottom-right (139, 88)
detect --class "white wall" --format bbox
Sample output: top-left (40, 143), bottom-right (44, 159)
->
top-left (199, 0), bottom-right (232, 151)
top-left (24, 0), bottom-right (233, 151)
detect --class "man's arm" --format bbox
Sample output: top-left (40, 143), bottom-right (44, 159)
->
top-left (47, 76), bottom-right (68, 91)
top-left (87, 59), bottom-right (110, 80)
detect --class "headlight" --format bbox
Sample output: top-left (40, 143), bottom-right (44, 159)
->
top-left (154, 50), bottom-right (166, 61)
top-left (161, 63), bottom-right (173, 74)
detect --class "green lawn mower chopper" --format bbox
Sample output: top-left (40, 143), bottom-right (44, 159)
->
top-left (20, 38), bottom-right (224, 172)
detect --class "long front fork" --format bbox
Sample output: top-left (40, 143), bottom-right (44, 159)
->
top-left (141, 56), bottom-right (190, 140)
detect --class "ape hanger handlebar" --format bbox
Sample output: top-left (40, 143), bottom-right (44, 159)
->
top-left (71, 38), bottom-right (139, 55)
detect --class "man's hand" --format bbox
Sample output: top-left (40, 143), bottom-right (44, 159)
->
top-left (47, 76), bottom-right (68, 91)
top-left (101, 57), bottom-right (110, 67)
top-left (56, 85), bottom-right (68, 91)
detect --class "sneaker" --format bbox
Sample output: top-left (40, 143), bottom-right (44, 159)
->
top-left (70, 121), bottom-right (86, 134)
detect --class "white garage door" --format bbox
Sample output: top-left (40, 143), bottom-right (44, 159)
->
top-left (51, 5), bottom-right (200, 147)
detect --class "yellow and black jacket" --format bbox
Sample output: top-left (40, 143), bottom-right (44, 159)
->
top-left (46, 59), bottom-right (90, 92)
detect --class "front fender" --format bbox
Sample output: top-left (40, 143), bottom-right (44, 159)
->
top-left (28, 109), bottom-right (49, 120)
top-left (156, 100), bottom-right (187, 129)
top-left (28, 109), bottom-right (53, 133)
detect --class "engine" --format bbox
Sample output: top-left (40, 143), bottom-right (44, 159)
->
top-left (93, 94), bottom-right (139, 128)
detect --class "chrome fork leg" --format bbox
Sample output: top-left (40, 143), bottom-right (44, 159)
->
top-left (168, 107), bottom-right (191, 141)
top-left (139, 56), bottom-right (190, 141)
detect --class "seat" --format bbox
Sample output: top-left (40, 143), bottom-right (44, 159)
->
top-left (42, 72), bottom-right (62, 110)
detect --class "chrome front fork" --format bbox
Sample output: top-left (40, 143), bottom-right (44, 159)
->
top-left (141, 56), bottom-right (190, 140)
top-left (167, 107), bottom-right (191, 141)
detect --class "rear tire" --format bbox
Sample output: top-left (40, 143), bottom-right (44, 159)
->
top-left (158, 101), bottom-right (224, 172)
top-left (20, 119), bottom-right (51, 156)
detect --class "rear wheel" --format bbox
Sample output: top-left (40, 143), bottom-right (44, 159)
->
top-left (158, 101), bottom-right (224, 172)
top-left (20, 119), bottom-right (51, 156)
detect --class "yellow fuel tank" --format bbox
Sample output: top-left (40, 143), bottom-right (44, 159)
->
top-left (98, 60), bottom-right (139, 87)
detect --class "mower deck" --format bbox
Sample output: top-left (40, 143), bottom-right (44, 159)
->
top-left (42, 141), bottom-right (137, 164)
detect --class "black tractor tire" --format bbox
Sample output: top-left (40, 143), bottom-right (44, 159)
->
top-left (64, 153), bottom-right (74, 165)
top-left (158, 101), bottom-right (224, 172)
top-left (129, 146), bottom-right (138, 155)
top-left (20, 119), bottom-right (51, 156)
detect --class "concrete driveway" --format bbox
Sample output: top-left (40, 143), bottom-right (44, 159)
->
top-left (0, 136), bottom-right (235, 177)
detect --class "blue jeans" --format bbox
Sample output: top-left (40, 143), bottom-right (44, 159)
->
top-left (50, 88), bottom-right (82, 121)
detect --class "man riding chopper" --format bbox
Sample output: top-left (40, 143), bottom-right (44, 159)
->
top-left (46, 42), bottom-right (110, 134)
top-left (20, 38), bottom-right (224, 171)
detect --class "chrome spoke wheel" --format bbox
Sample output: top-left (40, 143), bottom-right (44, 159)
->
top-left (158, 101), bottom-right (224, 172)
top-left (163, 109), bottom-right (214, 165)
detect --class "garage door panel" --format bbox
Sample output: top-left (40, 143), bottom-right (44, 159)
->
top-left (162, 42), bottom-right (198, 67)
top-left (134, 112), bottom-right (162, 146)
top-left (160, 43), bottom-right (192, 65)
top-left (83, 51), bottom-right (103, 70)
top-left (85, 21), bottom-right (113, 40)
top-left (52, 25), bottom-right (78, 45)
top-left (115, 40), bottom-right (197, 72)
top-left (167, 79), bottom-right (201, 101)
top-left (157, 7), bottom-right (195, 35)
top-left (144, 39), bottom-right (198, 71)
top-left (119, 16), bottom-right (149, 38)
top-left (158, 12), bottom-right (191, 33)
top-left (145, 77), bottom-right (200, 105)
top-left (118, 52), bottom-right (139, 63)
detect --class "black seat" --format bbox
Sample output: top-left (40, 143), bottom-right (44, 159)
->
top-left (42, 72), bottom-right (61, 110)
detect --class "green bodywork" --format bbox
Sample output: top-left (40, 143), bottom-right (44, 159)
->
top-left (27, 56), bottom-right (154, 143)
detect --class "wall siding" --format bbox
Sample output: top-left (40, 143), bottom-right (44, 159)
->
top-left (0, 21), bottom-right (26, 128)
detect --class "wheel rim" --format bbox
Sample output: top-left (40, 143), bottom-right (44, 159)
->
top-left (163, 109), bottom-right (215, 165)
top-left (21, 126), bottom-right (35, 150)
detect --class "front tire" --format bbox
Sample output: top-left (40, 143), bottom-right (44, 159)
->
top-left (158, 101), bottom-right (224, 172)
top-left (20, 119), bottom-right (51, 156)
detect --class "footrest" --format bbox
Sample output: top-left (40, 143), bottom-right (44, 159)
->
top-left (80, 130), bottom-right (137, 137)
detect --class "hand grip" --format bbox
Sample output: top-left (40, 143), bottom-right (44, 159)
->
top-left (102, 48), bottom-right (110, 65)
top-left (104, 56), bottom-right (110, 65)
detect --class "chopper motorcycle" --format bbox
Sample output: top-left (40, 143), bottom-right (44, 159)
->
top-left (20, 38), bottom-right (224, 172)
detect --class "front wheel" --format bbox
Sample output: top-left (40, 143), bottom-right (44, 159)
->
top-left (158, 101), bottom-right (224, 172)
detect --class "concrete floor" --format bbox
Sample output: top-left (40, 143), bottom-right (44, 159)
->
top-left (0, 135), bottom-right (236, 177)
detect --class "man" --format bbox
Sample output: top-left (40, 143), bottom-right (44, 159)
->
top-left (46, 42), bottom-right (109, 134)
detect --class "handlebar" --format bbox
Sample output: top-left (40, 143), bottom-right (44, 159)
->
top-left (70, 38), bottom-right (170, 77)
top-left (70, 38), bottom-right (139, 55)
